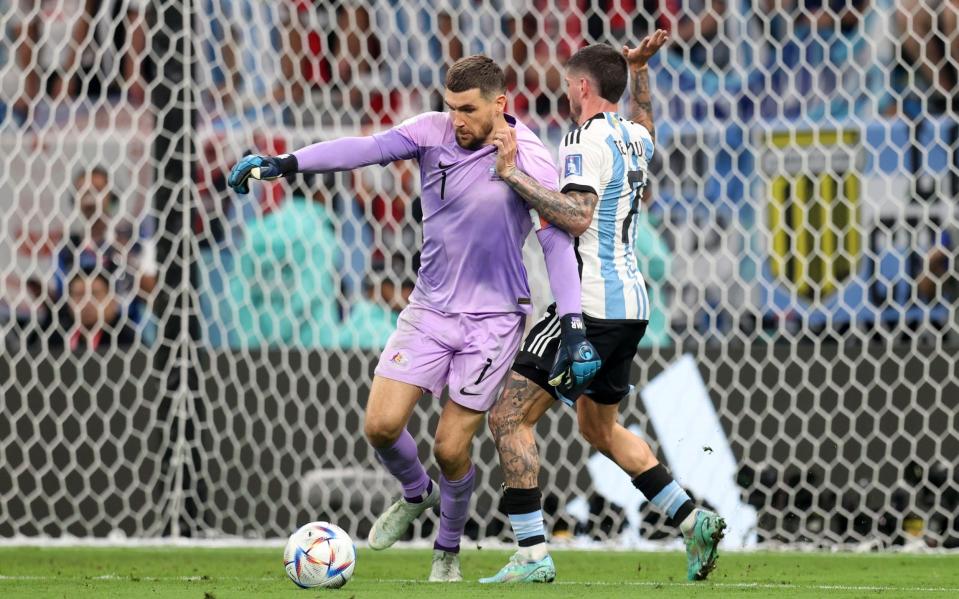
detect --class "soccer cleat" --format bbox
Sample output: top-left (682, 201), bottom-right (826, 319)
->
top-left (683, 509), bottom-right (726, 581)
top-left (367, 483), bottom-right (439, 551)
top-left (478, 552), bottom-right (556, 584)
top-left (428, 549), bottom-right (463, 582)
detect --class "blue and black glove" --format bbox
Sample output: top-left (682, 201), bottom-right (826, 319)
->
top-left (227, 153), bottom-right (298, 194)
top-left (548, 314), bottom-right (601, 406)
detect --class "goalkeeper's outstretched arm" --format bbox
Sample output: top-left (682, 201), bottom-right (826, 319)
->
top-left (227, 128), bottom-right (419, 194)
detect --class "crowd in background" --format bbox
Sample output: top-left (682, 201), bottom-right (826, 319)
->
top-left (1, 0), bottom-right (957, 352)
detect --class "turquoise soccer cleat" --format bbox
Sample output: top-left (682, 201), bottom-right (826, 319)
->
top-left (478, 553), bottom-right (556, 584)
top-left (684, 509), bottom-right (726, 581)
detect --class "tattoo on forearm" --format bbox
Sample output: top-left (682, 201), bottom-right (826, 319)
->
top-left (488, 374), bottom-right (541, 489)
top-left (503, 170), bottom-right (597, 234)
top-left (629, 67), bottom-right (655, 140)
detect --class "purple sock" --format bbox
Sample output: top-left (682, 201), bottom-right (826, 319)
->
top-left (374, 429), bottom-right (431, 501)
top-left (433, 464), bottom-right (476, 553)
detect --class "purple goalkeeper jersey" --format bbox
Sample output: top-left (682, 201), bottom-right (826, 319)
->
top-left (294, 112), bottom-right (570, 315)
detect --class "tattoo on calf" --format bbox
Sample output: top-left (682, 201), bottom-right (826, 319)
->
top-left (490, 374), bottom-right (542, 489)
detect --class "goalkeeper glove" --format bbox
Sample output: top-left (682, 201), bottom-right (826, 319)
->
top-left (227, 153), bottom-right (298, 194)
top-left (548, 314), bottom-right (601, 406)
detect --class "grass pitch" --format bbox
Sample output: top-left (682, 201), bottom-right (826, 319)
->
top-left (1, 546), bottom-right (957, 598)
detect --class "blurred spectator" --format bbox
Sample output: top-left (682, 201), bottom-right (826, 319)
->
top-left (400, 279), bottom-right (416, 308)
top-left (61, 0), bottom-right (149, 104)
top-left (353, 160), bottom-right (420, 271)
top-left (651, 0), bottom-right (755, 123)
top-left (226, 186), bottom-right (340, 348)
top-left (915, 229), bottom-right (956, 334)
top-left (586, 0), bottom-right (658, 43)
top-left (435, 10), bottom-right (465, 64)
top-left (7, 0), bottom-right (149, 120)
top-left (197, 0), bottom-right (242, 111)
top-left (634, 211), bottom-right (674, 347)
top-left (327, 3), bottom-right (398, 125)
top-left (3, 276), bottom-right (54, 349)
top-left (892, 0), bottom-right (959, 116)
top-left (268, 1), bottom-right (335, 124)
top-left (338, 276), bottom-right (400, 350)
top-left (49, 269), bottom-right (136, 351)
top-left (4, 0), bottom-right (42, 122)
top-left (918, 246), bottom-right (956, 305)
top-left (759, 0), bottom-right (881, 121)
top-left (659, 0), bottom-right (732, 71)
top-left (198, 0), bottom-right (333, 125)
top-left (54, 166), bottom-right (157, 324)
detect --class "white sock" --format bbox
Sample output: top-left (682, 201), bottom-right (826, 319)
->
top-left (680, 509), bottom-right (699, 536)
top-left (518, 542), bottom-right (549, 562)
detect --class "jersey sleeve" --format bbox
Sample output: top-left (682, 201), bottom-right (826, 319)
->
top-left (558, 130), bottom-right (605, 196)
top-left (387, 112), bottom-right (449, 159)
top-left (516, 134), bottom-right (559, 192)
top-left (294, 113), bottom-right (443, 172)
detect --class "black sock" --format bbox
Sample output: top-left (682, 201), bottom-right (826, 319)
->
top-left (632, 464), bottom-right (696, 529)
top-left (501, 487), bottom-right (546, 547)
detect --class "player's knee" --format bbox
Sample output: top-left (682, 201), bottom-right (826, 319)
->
top-left (364, 414), bottom-right (402, 449)
top-left (578, 416), bottom-right (614, 454)
top-left (433, 437), bottom-right (468, 474)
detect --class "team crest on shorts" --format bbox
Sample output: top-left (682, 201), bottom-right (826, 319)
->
top-left (390, 351), bottom-right (409, 368)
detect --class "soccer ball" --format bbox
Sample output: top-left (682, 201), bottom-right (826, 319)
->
top-left (283, 521), bottom-right (356, 589)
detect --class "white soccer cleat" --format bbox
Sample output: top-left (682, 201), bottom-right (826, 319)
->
top-left (367, 483), bottom-right (439, 550)
top-left (428, 549), bottom-right (463, 582)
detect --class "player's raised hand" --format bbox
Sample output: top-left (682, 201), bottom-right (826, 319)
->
top-left (491, 126), bottom-right (518, 179)
top-left (623, 28), bottom-right (669, 70)
top-left (227, 153), bottom-right (298, 194)
top-left (548, 314), bottom-right (602, 406)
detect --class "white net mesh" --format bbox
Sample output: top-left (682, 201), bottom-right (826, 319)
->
top-left (1, 0), bottom-right (957, 549)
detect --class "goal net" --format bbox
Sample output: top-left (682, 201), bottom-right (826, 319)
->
top-left (1, 0), bottom-right (957, 550)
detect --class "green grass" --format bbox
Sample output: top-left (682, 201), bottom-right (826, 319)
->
top-left (1, 547), bottom-right (957, 598)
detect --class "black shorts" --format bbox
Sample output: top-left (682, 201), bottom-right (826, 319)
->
top-left (512, 303), bottom-right (647, 405)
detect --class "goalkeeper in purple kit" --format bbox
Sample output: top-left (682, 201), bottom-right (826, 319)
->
top-left (228, 56), bottom-right (600, 581)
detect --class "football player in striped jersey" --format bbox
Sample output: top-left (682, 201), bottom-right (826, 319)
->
top-left (480, 32), bottom-right (726, 584)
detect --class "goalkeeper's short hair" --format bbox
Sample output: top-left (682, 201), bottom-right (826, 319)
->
top-left (445, 55), bottom-right (506, 98)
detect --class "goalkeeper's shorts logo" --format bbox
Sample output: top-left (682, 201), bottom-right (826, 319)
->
top-left (390, 352), bottom-right (409, 368)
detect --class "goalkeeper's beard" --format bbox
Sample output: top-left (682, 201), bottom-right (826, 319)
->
top-left (456, 121), bottom-right (494, 151)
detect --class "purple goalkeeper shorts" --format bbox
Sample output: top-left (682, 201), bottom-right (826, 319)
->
top-left (374, 303), bottom-right (526, 412)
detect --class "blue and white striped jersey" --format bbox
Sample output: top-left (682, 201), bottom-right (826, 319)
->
top-left (559, 112), bottom-right (653, 321)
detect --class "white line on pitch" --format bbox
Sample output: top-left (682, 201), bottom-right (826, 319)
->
top-left (374, 578), bottom-right (959, 593)
top-left (2, 575), bottom-right (958, 593)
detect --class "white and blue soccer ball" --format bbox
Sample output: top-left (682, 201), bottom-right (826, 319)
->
top-left (283, 521), bottom-right (356, 589)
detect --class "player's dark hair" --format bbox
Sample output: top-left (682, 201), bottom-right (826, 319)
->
top-left (445, 55), bottom-right (506, 98)
top-left (566, 44), bottom-right (628, 103)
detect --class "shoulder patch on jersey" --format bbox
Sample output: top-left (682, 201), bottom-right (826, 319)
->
top-left (564, 154), bottom-right (583, 178)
